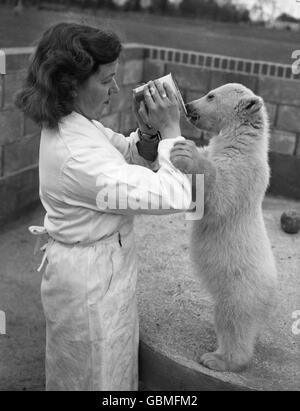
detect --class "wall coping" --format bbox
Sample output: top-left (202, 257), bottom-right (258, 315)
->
top-left (1, 43), bottom-right (142, 57)
top-left (2, 47), bottom-right (35, 55)
top-left (2, 44), bottom-right (299, 81)
top-left (141, 44), bottom-right (299, 81)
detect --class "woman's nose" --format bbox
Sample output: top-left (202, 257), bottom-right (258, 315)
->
top-left (110, 79), bottom-right (119, 94)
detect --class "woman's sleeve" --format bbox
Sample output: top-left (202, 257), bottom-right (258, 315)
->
top-left (101, 125), bottom-right (159, 170)
top-left (61, 137), bottom-right (194, 215)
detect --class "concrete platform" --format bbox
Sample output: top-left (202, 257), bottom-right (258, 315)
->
top-left (0, 196), bottom-right (299, 391)
top-left (136, 196), bottom-right (300, 391)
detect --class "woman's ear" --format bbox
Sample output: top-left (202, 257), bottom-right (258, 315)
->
top-left (236, 96), bottom-right (263, 115)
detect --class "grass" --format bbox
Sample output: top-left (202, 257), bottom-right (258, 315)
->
top-left (0, 4), bottom-right (299, 64)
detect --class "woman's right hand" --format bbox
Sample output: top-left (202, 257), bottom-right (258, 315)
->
top-left (138, 80), bottom-right (181, 140)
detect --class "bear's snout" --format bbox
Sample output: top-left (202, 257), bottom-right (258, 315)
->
top-left (185, 102), bottom-right (200, 123)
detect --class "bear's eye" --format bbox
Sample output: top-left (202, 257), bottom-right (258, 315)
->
top-left (207, 94), bottom-right (215, 101)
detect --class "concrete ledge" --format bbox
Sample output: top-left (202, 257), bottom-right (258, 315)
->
top-left (139, 341), bottom-right (249, 391)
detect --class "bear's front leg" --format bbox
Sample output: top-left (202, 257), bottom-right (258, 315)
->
top-left (170, 140), bottom-right (216, 197)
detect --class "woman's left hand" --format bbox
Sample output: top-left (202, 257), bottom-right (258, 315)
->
top-left (133, 92), bottom-right (158, 136)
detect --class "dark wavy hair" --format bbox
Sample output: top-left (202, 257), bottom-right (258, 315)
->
top-left (15, 23), bottom-right (122, 129)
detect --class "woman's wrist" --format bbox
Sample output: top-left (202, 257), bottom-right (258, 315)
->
top-left (138, 126), bottom-right (157, 137)
top-left (160, 126), bottom-right (181, 140)
top-left (138, 128), bottom-right (161, 141)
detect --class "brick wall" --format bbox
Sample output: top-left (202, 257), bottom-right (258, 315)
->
top-left (0, 45), bottom-right (145, 225)
top-left (0, 48), bottom-right (41, 226)
top-left (141, 44), bottom-right (300, 199)
top-left (0, 44), bottom-right (299, 225)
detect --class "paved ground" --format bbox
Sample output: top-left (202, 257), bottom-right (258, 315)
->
top-left (0, 196), bottom-right (299, 391)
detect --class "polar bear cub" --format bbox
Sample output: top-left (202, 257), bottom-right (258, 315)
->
top-left (181, 84), bottom-right (277, 372)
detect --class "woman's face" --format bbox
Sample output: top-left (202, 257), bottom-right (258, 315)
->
top-left (75, 60), bottom-right (119, 120)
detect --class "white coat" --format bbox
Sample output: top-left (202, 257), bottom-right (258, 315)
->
top-left (33, 111), bottom-right (193, 391)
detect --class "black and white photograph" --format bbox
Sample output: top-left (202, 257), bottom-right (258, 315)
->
top-left (0, 0), bottom-right (299, 393)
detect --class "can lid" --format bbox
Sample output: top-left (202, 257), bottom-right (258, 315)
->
top-left (133, 84), bottom-right (146, 94)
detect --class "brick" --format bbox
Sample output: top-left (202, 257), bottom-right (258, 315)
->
top-left (4, 50), bottom-right (33, 72)
top-left (0, 110), bottom-right (23, 144)
top-left (120, 111), bottom-right (137, 135)
top-left (17, 165), bottom-right (39, 188)
top-left (0, 165), bottom-right (38, 190)
top-left (265, 102), bottom-right (277, 126)
top-left (165, 64), bottom-right (211, 93)
top-left (23, 115), bottom-right (41, 136)
top-left (122, 47), bottom-right (145, 62)
top-left (0, 178), bottom-right (17, 218)
top-left (143, 60), bottom-right (166, 82)
top-left (0, 165), bottom-right (39, 223)
top-left (3, 133), bottom-right (40, 175)
top-left (123, 60), bottom-right (144, 86)
top-left (269, 153), bottom-right (300, 200)
top-left (269, 129), bottom-right (297, 155)
top-left (109, 85), bottom-right (134, 114)
top-left (277, 105), bottom-right (300, 133)
top-left (210, 71), bottom-right (258, 93)
top-left (101, 113), bottom-right (120, 132)
top-left (3, 69), bottom-right (26, 107)
top-left (16, 185), bottom-right (39, 208)
top-left (258, 77), bottom-right (300, 105)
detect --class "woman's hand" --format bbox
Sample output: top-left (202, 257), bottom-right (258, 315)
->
top-left (133, 92), bottom-right (158, 136)
top-left (139, 80), bottom-right (181, 140)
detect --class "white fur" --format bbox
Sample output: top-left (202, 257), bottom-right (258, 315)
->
top-left (188, 83), bottom-right (277, 372)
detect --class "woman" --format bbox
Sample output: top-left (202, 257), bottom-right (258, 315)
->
top-left (16, 22), bottom-right (194, 391)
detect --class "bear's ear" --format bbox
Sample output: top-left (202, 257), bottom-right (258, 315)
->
top-left (236, 96), bottom-right (263, 115)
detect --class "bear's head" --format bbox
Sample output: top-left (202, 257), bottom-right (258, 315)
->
top-left (186, 83), bottom-right (266, 135)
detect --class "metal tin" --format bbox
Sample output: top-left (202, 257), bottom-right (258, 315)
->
top-left (133, 73), bottom-right (187, 115)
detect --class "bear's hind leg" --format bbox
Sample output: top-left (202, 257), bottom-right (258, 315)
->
top-left (200, 300), bottom-right (259, 372)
